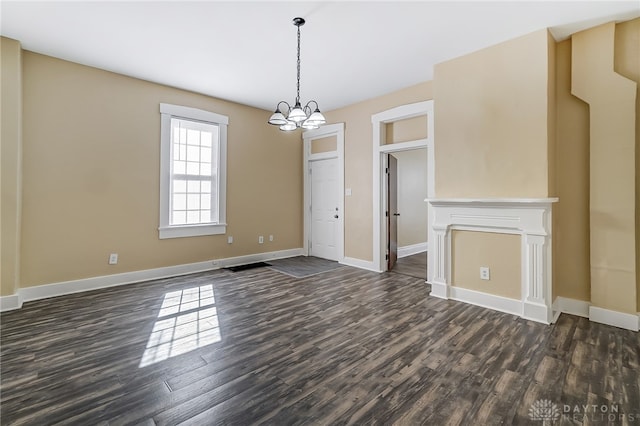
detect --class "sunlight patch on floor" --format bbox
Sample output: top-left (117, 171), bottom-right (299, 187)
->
top-left (139, 285), bottom-right (221, 367)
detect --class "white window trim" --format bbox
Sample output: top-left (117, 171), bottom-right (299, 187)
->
top-left (159, 103), bottom-right (228, 239)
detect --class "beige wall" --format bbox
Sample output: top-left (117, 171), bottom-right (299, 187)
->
top-left (547, 31), bottom-right (558, 198)
top-left (552, 19), bottom-right (639, 311)
top-left (451, 231), bottom-right (521, 300)
top-left (385, 115), bottom-right (427, 144)
top-left (19, 52), bottom-right (302, 288)
top-left (324, 81), bottom-right (433, 261)
top-left (432, 29), bottom-right (554, 303)
top-left (393, 149), bottom-right (428, 248)
top-left (572, 22), bottom-right (637, 314)
top-left (434, 29), bottom-right (552, 198)
top-left (1, 37), bottom-right (23, 296)
top-left (553, 38), bottom-right (591, 302)
top-left (310, 135), bottom-right (337, 154)
top-left (613, 18), bottom-right (640, 312)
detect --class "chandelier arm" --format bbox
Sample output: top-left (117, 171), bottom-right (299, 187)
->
top-left (276, 101), bottom-right (291, 113)
top-left (303, 105), bottom-right (312, 116)
top-left (304, 100), bottom-right (320, 111)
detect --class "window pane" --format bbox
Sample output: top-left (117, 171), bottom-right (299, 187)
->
top-left (200, 147), bottom-right (211, 163)
top-left (186, 162), bottom-right (200, 175)
top-left (173, 142), bottom-right (184, 161)
top-left (172, 211), bottom-right (186, 225)
top-left (187, 194), bottom-right (200, 210)
top-left (187, 180), bottom-right (200, 193)
top-left (173, 180), bottom-right (186, 193)
top-left (173, 160), bottom-right (186, 174)
top-left (187, 145), bottom-right (199, 162)
top-left (165, 113), bottom-right (224, 231)
top-left (201, 194), bottom-right (211, 209)
top-left (173, 193), bottom-right (186, 210)
top-left (187, 129), bottom-right (200, 145)
top-left (201, 132), bottom-right (212, 147)
top-left (179, 144), bottom-right (186, 161)
top-left (186, 211), bottom-right (199, 224)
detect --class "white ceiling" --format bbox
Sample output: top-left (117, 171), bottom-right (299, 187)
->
top-left (1, 1), bottom-right (639, 112)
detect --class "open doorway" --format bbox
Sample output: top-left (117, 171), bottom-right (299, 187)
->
top-left (386, 149), bottom-right (428, 279)
top-left (372, 100), bottom-right (434, 279)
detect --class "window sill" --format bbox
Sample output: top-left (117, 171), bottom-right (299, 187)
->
top-left (159, 223), bottom-right (227, 239)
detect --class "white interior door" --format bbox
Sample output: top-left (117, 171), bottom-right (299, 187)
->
top-left (310, 158), bottom-right (339, 261)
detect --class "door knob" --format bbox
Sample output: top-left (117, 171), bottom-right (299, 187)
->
top-left (334, 215), bottom-right (339, 219)
top-left (393, 213), bottom-right (401, 216)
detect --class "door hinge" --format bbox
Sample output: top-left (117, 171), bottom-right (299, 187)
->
top-left (385, 211), bottom-right (389, 217)
top-left (385, 253), bottom-right (389, 260)
top-left (385, 167), bottom-right (389, 174)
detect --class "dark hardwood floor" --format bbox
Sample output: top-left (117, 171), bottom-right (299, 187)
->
top-left (391, 252), bottom-right (427, 280)
top-left (1, 264), bottom-right (639, 425)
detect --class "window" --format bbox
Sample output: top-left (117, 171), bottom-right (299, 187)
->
top-left (159, 104), bottom-right (228, 239)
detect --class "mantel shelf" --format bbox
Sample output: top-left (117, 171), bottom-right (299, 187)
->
top-left (425, 198), bottom-right (559, 205)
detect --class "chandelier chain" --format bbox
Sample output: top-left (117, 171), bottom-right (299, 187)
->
top-left (296, 24), bottom-right (301, 105)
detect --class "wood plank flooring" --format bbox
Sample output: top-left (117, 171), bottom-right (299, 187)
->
top-left (391, 253), bottom-right (427, 280)
top-left (266, 256), bottom-right (345, 278)
top-left (1, 265), bottom-right (639, 425)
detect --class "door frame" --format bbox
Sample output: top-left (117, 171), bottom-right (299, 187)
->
top-left (303, 123), bottom-right (345, 261)
top-left (372, 101), bottom-right (434, 274)
top-left (387, 153), bottom-right (399, 270)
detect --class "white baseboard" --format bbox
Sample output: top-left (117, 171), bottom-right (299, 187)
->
top-left (589, 305), bottom-right (640, 332)
top-left (18, 259), bottom-right (217, 305)
top-left (397, 242), bottom-right (427, 258)
top-left (340, 257), bottom-right (380, 273)
top-left (449, 286), bottom-right (523, 319)
top-left (553, 296), bottom-right (590, 318)
top-left (552, 297), bottom-right (639, 331)
top-left (218, 248), bottom-right (304, 268)
top-left (522, 301), bottom-right (552, 324)
top-left (0, 293), bottom-right (22, 311)
top-left (427, 280), bottom-right (448, 299)
top-left (0, 248), bottom-right (304, 312)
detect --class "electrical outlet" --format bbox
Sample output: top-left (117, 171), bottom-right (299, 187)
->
top-left (269, 235), bottom-right (274, 242)
top-left (227, 236), bottom-right (233, 244)
top-left (109, 253), bottom-right (118, 265)
top-left (480, 267), bottom-right (490, 280)
top-left (258, 236), bottom-right (264, 244)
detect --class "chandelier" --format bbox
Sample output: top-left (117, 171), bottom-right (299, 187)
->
top-left (268, 17), bottom-right (326, 131)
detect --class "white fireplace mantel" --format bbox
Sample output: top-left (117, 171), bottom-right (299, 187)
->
top-left (426, 198), bottom-right (559, 324)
